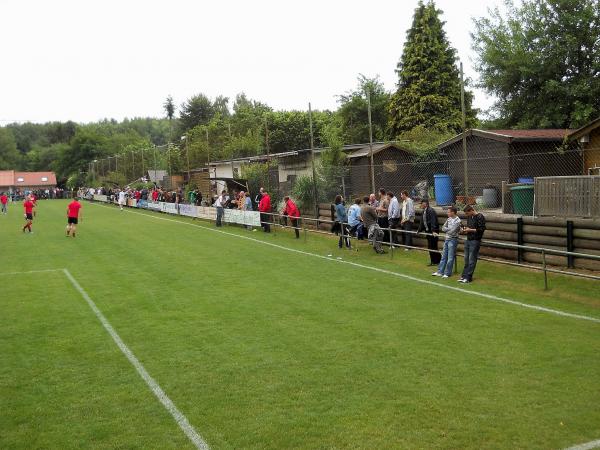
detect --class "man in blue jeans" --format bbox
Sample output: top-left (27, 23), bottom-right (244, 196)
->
top-left (459, 205), bottom-right (486, 283)
top-left (432, 206), bottom-right (461, 278)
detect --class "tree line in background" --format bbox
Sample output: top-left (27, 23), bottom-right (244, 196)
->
top-left (0, 0), bottom-right (598, 187)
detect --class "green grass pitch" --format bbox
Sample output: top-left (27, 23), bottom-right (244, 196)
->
top-left (1, 199), bottom-right (599, 449)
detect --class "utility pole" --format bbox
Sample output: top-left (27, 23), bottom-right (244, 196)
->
top-left (141, 147), bottom-right (145, 181)
top-left (308, 102), bottom-right (318, 217)
top-left (167, 143), bottom-right (172, 177)
top-left (153, 145), bottom-right (157, 184)
top-left (185, 135), bottom-right (191, 186)
top-left (264, 116), bottom-right (270, 157)
top-left (205, 129), bottom-right (211, 187)
top-left (367, 89), bottom-right (375, 193)
top-left (131, 150), bottom-right (135, 181)
top-left (460, 62), bottom-right (469, 197)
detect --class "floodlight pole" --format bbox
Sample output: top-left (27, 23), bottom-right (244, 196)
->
top-left (367, 89), bottom-right (375, 193)
top-left (460, 62), bottom-right (469, 197)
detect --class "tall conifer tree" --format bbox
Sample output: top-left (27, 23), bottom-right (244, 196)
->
top-left (389, 1), bottom-right (476, 135)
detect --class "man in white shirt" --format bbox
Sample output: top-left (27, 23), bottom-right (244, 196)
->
top-left (387, 192), bottom-right (401, 246)
top-left (400, 191), bottom-right (415, 250)
top-left (215, 190), bottom-right (226, 227)
top-left (118, 190), bottom-right (126, 210)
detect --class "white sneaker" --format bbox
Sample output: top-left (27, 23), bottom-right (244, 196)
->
top-left (442, 275), bottom-right (449, 279)
top-left (431, 272), bottom-right (441, 276)
top-left (457, 278), bottom-right (464, 282)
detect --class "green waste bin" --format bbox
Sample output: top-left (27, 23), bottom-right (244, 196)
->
top-left (510, 185), bottom-right (534, 215)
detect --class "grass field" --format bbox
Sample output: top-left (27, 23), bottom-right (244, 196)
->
top-left (1, 199), bottom-right (599, 449)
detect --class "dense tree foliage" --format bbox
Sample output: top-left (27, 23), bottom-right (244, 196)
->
top-left (472, 0), bottom-right (600, 128)
top-left (337, 75), bottom-right (392, 144)
top-left (389, 0), bottom-right (476, 135)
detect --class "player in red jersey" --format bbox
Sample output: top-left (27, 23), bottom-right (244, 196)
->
top-left (0, 192), bottom-right (8, 215)
top-left (66, 197), bottom-right (83, 237)
top-left (22, 198), bottom-right (35, 233)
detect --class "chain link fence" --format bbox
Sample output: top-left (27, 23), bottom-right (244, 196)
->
top-left (86, 134), bottom-right (600, 219)
top-left (249, 141), bottom-right (598, 219)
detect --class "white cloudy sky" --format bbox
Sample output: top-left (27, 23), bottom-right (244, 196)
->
top-left (0, 0), bottom-right (508, 124)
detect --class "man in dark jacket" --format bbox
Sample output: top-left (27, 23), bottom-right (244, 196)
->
top-left (418, 200), bottom-right (441, 265)
top-left (459, 205), bottom-right (486, 283)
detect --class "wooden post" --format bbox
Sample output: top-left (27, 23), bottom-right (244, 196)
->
top-left (367, 90), bottom-right (375, 193)
top-left (542, 250), bottom-right (548, 290)
top-left (308, 103), bottom-right (318, 219)
top-left (567, 220), bottom-right (575, 268)
top-left (517, 217), bottom-right (524, 263)
top-left (460, 62), bottom-right (469, 197)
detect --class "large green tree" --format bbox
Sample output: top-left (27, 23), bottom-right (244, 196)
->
top-left (178, 94), bottom-right (215, 133)
top-left (389, 0), bottom-right (476, 135)
top-left (472, 0), bottom-right (600, 128)
top-left (337, 75), bottom-right (392, 144)
top-left (0, 127), bottom-right (20, 169)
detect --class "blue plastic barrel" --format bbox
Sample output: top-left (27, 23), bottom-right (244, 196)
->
top-left (434, 174), bottom-right (454, 205)
top-left (517, 177), bottom-right (534, 184)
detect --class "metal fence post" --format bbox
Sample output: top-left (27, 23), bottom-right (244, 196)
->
top-left (542, 250), bottom-right (548, 290)
top-left (566, 220), bottom-right (574, 269)
top-left (303, 217), bottom-right (307, 243)
top-left (389, 227), bottom-right (394, 260)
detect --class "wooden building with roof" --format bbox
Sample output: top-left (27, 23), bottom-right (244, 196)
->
top-left (437, 129), bottom-right (581, 197)
top-left (568, 117), bottom-right (600, 175)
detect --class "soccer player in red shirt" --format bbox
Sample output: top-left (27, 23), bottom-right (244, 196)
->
top-left (66, 197), bottom-right (83, 237)
top-left (22, 198), bottom-right (35, 233)
top-left (0, 192), bottom-right (7, 215)
top-left (282, 196), bottom-right (301, 238)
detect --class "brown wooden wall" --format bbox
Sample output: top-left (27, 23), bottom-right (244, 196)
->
top-left (443, 136), bottom-right (510, 196)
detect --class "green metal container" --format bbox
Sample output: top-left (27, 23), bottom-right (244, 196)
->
top-left (510, 185), bottom-right (534, 215)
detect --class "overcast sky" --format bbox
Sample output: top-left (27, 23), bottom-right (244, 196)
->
top-left (1, 0), bottom-right (508, 124)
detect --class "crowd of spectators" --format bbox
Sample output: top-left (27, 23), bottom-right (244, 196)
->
top-left (331, 190), bottom-right (486, 283)
top-left (3, 188), bottom-right (67, 201)
top-left (81, 183), bottom-right (486, 283)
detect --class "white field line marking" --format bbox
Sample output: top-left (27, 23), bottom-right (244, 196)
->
top-left (62, 268), bottom-right (209, 450)
top-left (1, 269), bottom-right (63, 276)
top-left (565, 439), bottom-right (600, 450)
top-left (96, 204), bottom-right (600, 325)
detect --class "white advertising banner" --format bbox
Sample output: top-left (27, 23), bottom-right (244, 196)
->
top-left (161, 202), bottom-right (178, 215)
top-left (179, 204), bottom-right (198, 217)
top-left (197, 206), bottom-right (216, 221)
top-left (93, 194), bottom-right (108, 202)
top-left (223, 209), bottom-right (261, 226)
top-left (147, 201), bottom-right (161, 211)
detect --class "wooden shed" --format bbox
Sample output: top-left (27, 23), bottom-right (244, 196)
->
top-left (437, 129), bottom-right (582, 197)
top-left (569, 117), bottom-right (600, 175)
top-left (347, 143), bottom-right (416, 197)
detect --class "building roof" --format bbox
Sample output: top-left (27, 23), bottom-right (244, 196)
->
top-left (209, 142), bottom-right (405, 165)
top-left (568, 117), bottom-right (600, 141)
top-left (346, 143), bottom-right (414, 159)
top-left (438, 128), bottom-right (571, 149)
top-left (147, 169), bottom-right (168, 183)
top-left (1, 170), bottom-right (57, 187)
top-left (0, 170), bottom-right (15, 186)
top-left (13, 171), bottom-right (57, 186)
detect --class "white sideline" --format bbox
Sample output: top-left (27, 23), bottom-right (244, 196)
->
top-left (565, 439), bottom-right (600, 450)
top-left (97, 204), bottom-right (600, 325)
top-left (62, 268), bottom-right (209, 450)
top-left (1, 269), bottom-right (63, 276)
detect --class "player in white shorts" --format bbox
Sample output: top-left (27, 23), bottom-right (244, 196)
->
top-left (118, 190), bottom-right (126, 210)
